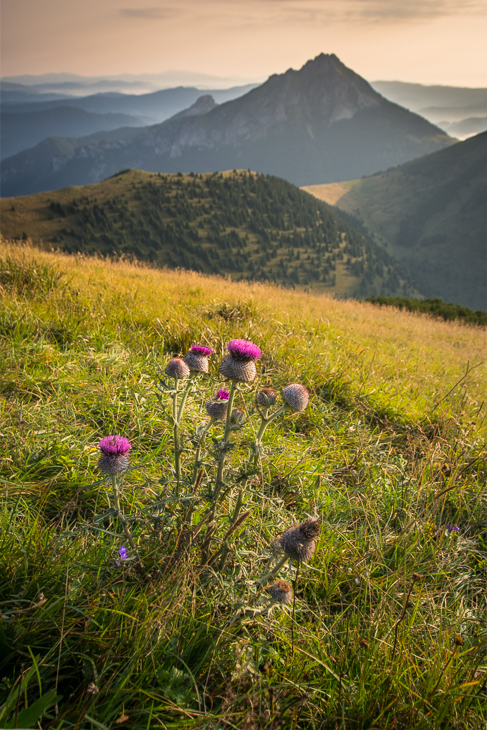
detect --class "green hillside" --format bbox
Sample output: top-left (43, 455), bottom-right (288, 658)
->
top-left (0, 243), bottom-right (485, 729)
top-left (303, 132), bottom-right (487, 310)
top-left (1, 168), bottom-right (417, 298)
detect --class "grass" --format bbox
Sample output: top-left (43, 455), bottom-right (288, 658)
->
top-left (0, 241), bottom-right (485, 729)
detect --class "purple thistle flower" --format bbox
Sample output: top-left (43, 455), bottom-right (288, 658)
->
top-left (119, 545), bottom-right (128, 560)
top-left (98, 435), bottom-right (131, 474)
top-left (190, 344), bottom-right (213, 355)
top-left (446, 525), bottom-right (460, 532)
top-left (206, 389), bottom-right (230, 419)
top-left (227, 339), bottom-right (261, 362)
top-left (99, 435), bottom-right (131, 457)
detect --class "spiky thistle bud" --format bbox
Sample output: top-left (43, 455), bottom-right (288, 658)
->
top-left (205, 389), bottom-right (230, 420)
top-left (219, 339), bottom-right (261, 383)
top-left (184, 344), bottom-right (213, 373)
top-left (256, 387), bottom-right (277, 407)
top-left (276, 517), bottom-right (320, 563)
top-left (282, 384), bottom-right (309, 412)
top-left (98, 435), bottom-right (131, 474)
top-left (268, 580), bottom-right (293, 605)
top-left (165, 358), bottom-right (190, 379)
top-left (231, 408), bottom-right (246, 426)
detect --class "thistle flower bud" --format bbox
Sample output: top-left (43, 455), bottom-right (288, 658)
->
top-left (276, 517), bottom-right (320, 563)
top-left (282, 384), bottom-right (309, 412)
top-left (256, 387), bottom-right (277, 407)
top-left (219, 339), bottom-right (261, 382)
top-left (231, 408), bottom-right (245, 425)
top-left (184, 344), bottom-right (213, 373)
top-left (268, 580), bottom-right (293, 605)
top-left (98, 435), bottom-right (131, 475)
top-left (205, 389), bottom-right (229, 420)
top-left (165, 358), bottom-right (190, 379)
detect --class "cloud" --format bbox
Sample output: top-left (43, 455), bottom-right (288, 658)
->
top-left (119, 7), bottom-right (181, 19)
top-left (234, 0), bottom-right (486, 23)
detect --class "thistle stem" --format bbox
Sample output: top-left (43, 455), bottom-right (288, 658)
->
top-left (251, 404), bottom-right (288, 466)
top-left (111, 475), bottom-right (141, 566)
top-left (177, 374), bottom-right (194, 423)
top-left (172, 378), bottom-right (181, 497)
top-left (212, 381), bottom-right (237, 507)
top-left (192, 419), bottom-right (213, 485)
top-left (292, 560), bottom-right (300, 655)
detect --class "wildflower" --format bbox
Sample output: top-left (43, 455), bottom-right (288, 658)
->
top-left (184, 344), bottom-right (213, 373)
top-left (219, 339), bottom-right (261, 383)
top-left (256, 387), bottom-right (277, 407)
top-left (282, 384), bottom-right (309, 412)
top-left (275, 517), bottom-right (320, 563)
top-left (86, 682), bottom-right (99, 695)
top-left (98, 435), bottom-right (131, 475)
top-left (119, 545), bottom-right (128, 560)
top-left (268, 580), bottom-right (293, 605)
top-left (446, 525), bottom-right (460, 532)
top-left (165, 357), bottom-right (190, 379)
top-left (205, 389), bottom-right (230, 420)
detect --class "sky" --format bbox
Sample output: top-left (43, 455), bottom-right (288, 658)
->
top-left (2, 0), bottom-right (487, 87)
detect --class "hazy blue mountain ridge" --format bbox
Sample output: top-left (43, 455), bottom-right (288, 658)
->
top-left (1, 54), bottom-right (454, 196)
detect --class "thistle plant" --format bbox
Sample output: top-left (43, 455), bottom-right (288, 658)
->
top-left (160, 346), bottom-right (213, 496)
top-left (210, 339), bottom-right (262, 512)
top-left (97, 436), bottom-right (141, 566)
top-left (156, 338), bottom-right (315, 574)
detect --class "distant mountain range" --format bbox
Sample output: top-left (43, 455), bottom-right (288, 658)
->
top-left (1, 54), bottom-right (453, 196)
top-left (0, 84), bottom-right (259, 159)
top-left (303, 132), bottom-right (487, 311)
top-left (371, 81), bottom-right (487, 139)
top-left (0, 106), bottom-right (146, 160)
top-left (0, 169), bottom-right (417, 299)
top-left (1, 83), bottom-right (258, 119)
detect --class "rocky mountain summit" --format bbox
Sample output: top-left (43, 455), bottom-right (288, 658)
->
top-left (1, 54), bottom-right (453, 196)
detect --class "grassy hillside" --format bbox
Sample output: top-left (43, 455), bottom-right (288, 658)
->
top-left (303, 133), bottom-right (487, 311)
top-left (0, 169), bottom-right (417, 299)
top-left (0, 243), bottom-right (485, 728)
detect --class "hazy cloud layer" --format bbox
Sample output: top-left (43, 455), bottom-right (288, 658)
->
top-left (235, 0), bottom-right (486, 21)
top-left (119, 7), bottom-right (181, 19)
top-left (1, 0), bottom-right (486, 85)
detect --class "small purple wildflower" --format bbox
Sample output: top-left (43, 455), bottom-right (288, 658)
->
top-left (216, 389), bottom-right (230, 400)
top-left (190, 344), bottom-right (213, 355)
top-left (227, 339), bottom-right (261, 362)
top-left (99, 436), bottom-right (131, 457)
top-left (119, 545), bottom-right (128, 560)
top-left (446, 525), bottom-right (460, 532)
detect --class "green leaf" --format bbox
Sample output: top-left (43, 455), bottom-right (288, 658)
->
top-left (4, 688), bottom-right (61, 729)
top-left (0, 662), bottom-right (38, 723)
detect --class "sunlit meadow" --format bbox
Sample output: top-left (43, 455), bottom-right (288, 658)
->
top-left (0, 241), bottom-right (485, 729)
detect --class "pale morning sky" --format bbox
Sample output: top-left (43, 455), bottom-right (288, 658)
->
top-left (2, 0), bottom-right (486, 86)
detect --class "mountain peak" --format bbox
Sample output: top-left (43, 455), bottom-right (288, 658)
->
top-left (171, 94), bottom-right (217, 120)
